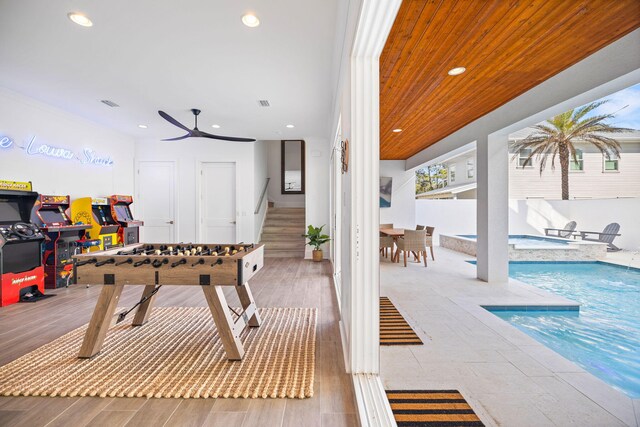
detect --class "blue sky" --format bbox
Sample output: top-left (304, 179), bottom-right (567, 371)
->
top-left (588, 83), bottom-right (640, 130)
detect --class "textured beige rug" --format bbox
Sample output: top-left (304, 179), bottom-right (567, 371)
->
top-left (0, 306), bottom-right (316, 399)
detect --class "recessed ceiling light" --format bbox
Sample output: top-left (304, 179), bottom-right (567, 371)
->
top-left (286, 124), bottom-right (295, 128)
top-left (138, 124), bottom-right (148, 129)
top-left (212, 124), bottom-right (220, 129)
top-left (242, 14), bottom-right (260, 27)
top-left (68, 12), bottom-right (93, 27)
top-left (392, 128), bottom-right (403, 133)
top-left (447, 67), bottom-right (466, 76)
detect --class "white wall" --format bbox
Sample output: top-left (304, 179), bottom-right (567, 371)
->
top-left (379, 160), bottom-right (416, 228)
top-left (304, 137), bottom-right (331, 258)
top-left (135, 138), bottom-right (264, 244)
top-left (265, 140), bottom-right (305, 208)
top-left (415, 200), bottom-right (477, 245)
top-left (416, 198), bottom-right (640, 250)
top-left (0, 88), bottom-right (135, 199)
top-left (253, 141), bottom-right (268, 242)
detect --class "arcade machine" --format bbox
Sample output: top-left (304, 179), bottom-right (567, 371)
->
top-left (70, 197), bottom-right (120, 252)
top-left (31, 195), bottom-right (91, 288)
top-left (0, 180), bottom-right (47, 307)
top-left (109, 195), bottom-right (144, 245)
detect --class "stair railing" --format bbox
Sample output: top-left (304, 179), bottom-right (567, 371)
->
top-left (255, 178), bottom-right (271, 214)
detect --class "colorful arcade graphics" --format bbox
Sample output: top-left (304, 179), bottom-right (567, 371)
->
top-left (70, 197), bottom-right (120, 252)
top-left (0, 181), bottom-right (47, 307)
top-left (110, 195), bottom-right (143, 245)
top-left (31, 195), bottom-right (91, 288)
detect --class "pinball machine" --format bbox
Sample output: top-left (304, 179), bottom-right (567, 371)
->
top-left (109, 195), bottom-right (143, 245)
top-left (31, 195), bottom-right (91, 288)
top-left (0, 180), bottom-right (47, 307)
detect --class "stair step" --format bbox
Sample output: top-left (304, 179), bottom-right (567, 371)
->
top-left (264, 220), bottom-right (306, 226)
top-left (267, 213), bottom-right (306, 222)
top-left (269, 208), bottom-right (305, 212)
top-left (262, 226), bottom-right (305, 234)
top-left (261, 233), bottom-right (304, 241)
top-left (264, 249), bottom-right (305, 258)
top-left (261, 241), bottom-right (306, 250)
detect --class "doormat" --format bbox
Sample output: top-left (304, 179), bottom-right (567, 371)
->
top-left (386, 389), bottom-right (485, 426)
top-left (380, 297), bottom-right (422, 345)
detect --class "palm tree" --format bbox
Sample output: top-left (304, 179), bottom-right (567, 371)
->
top-left (510, 101), bottom-right (634, 200)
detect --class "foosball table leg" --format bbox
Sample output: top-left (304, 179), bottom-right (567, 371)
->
top-left (236, 282), bottom-right (261, 327)
top-left (78, 284), bottom-right (125, 358)
top-left (132, 285), bottom-right (158, 326)
top-left (202, 285), bottom-right (245, 361)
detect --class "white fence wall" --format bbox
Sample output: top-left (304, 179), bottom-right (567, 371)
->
top-left (415, 198), bottom-right (640, 250)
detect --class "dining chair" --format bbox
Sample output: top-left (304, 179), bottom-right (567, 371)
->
top-left (426, 226), bottom-right (435, 260)
top-left (380, 223), bottom-right (394, 258)
top-left (395, 229), bottom-right (427, 267)
top-left (416, 224), bottom-right (425, 230)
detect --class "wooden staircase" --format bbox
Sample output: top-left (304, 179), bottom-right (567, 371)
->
top-left (260, 207), bottom-right (306, 258)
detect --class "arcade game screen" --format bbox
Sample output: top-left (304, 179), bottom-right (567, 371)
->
top-left (0, 200), bottom-right (21, 223)
top-left (114, 205), bottom-right (133, 221)
top-left (39, 209), bottom-right (66, 224)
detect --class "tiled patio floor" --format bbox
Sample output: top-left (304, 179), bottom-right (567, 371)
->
top-left (380, 247), bottom-right (639, 427)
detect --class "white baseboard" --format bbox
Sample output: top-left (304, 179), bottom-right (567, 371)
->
top-left (352, 374), bottom-right (397, 427)
top-left (339, 320), bottom-right (350, 373)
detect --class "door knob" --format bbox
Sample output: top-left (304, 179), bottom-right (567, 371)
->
top-left (230, 221), bottom-right (236, 224)
top-left (166, 220), bottom-right (174, 224)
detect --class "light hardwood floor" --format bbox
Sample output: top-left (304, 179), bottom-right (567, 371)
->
top-left (0, 259), bottom-right (357, 427)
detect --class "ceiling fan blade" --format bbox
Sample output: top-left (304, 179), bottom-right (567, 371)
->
top-left (161, 134), bottom-right (191, 141)
top-left (200, 131), bottom-right (256, 142)
top-left (158, 110), bottom-right (192, 132)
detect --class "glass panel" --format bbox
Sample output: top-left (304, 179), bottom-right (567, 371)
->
top-left (518, 148), bottom-right (532, 167)
top-left (282, 140), bottom-right (304, 193)
top-left (604, 160), bottom-right (618, 171)
top-left (570, 150), bottom-right (583, 171)
top-left (467, 159), bottom-right (474, 178)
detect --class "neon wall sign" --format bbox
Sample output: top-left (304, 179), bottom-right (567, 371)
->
top-left (0, 134), bottom-right (114, 166)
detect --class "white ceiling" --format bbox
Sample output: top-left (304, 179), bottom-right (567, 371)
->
top-left (0, 0), bottom-right (340, 141)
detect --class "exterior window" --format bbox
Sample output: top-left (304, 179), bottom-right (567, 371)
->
top-left (449, 165), bottom-right (456, 184)
top-left (518, 148), bottom-right (533, 167)
top-left (570, 149), bottom-right (584, 171)
top-left (466, 159), bottom-right (475, 178)
top-left (603, 153), bottom-right (619, 171)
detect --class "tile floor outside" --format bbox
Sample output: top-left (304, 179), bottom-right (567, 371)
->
top-left (380, 246), bottom-right (639, 427)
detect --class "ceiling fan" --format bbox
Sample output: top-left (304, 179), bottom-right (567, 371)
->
top-left (158, 109), bottom-right (256, 142)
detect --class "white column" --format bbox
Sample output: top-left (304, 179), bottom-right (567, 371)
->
top-left (348, 0), bottom-right (401, 425)
top-left (476, 133), bottom-right (509, 283)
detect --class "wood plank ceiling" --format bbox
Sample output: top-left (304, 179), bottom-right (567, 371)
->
top-left (380, 0), bottom-right (640, 160)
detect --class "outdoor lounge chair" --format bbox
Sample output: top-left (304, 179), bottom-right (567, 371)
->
top-left (544, 221), bottom-right (577, 238)
top-left (578, 222), bottom-right (621, 252)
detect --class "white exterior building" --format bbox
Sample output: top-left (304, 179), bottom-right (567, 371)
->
top-left (416, 129), bottom-right (640, 199)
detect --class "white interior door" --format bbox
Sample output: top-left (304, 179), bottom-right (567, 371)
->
top-left (136, 161), bottom-right (176, 243)
top-left (200, 162), bottom-right (236, 242)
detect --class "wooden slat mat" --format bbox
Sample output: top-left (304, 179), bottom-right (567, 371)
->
top-left (380, 297), bottom-right (422, 345)
top-left (386, 390), bottom-right (485, 426)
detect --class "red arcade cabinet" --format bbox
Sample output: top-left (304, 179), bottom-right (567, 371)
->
top-left (0, 181), bottom-right (47, 307)
top-left (31, 195), bottom-right (91, 288)
top-left (109, 195), bottom-right (144, 245)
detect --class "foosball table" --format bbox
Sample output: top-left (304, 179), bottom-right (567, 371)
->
top-left (73, 242), bottom-right (264, 361)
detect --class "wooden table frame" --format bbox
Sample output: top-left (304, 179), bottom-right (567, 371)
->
top-left (74, 243), bottom-right (264, 361)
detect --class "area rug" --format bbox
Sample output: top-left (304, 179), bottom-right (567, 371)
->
top-left (386, 390), bottom-right (485, 426)
top-left (380, 297), bottom-right (423, 345)
top-left (0, 306), bottom-right (316, 399)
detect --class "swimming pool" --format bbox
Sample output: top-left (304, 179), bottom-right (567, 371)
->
top-left (487, 261), bottom-right (640, 398)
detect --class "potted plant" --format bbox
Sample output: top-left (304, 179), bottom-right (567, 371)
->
top-left (302, 225), bottom-right (331, 261)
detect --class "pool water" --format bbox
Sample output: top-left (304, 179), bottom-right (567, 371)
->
top-left (458, 234), bottom-right (569, 247)
top-left (490, 262), bottom-right (640, 398)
